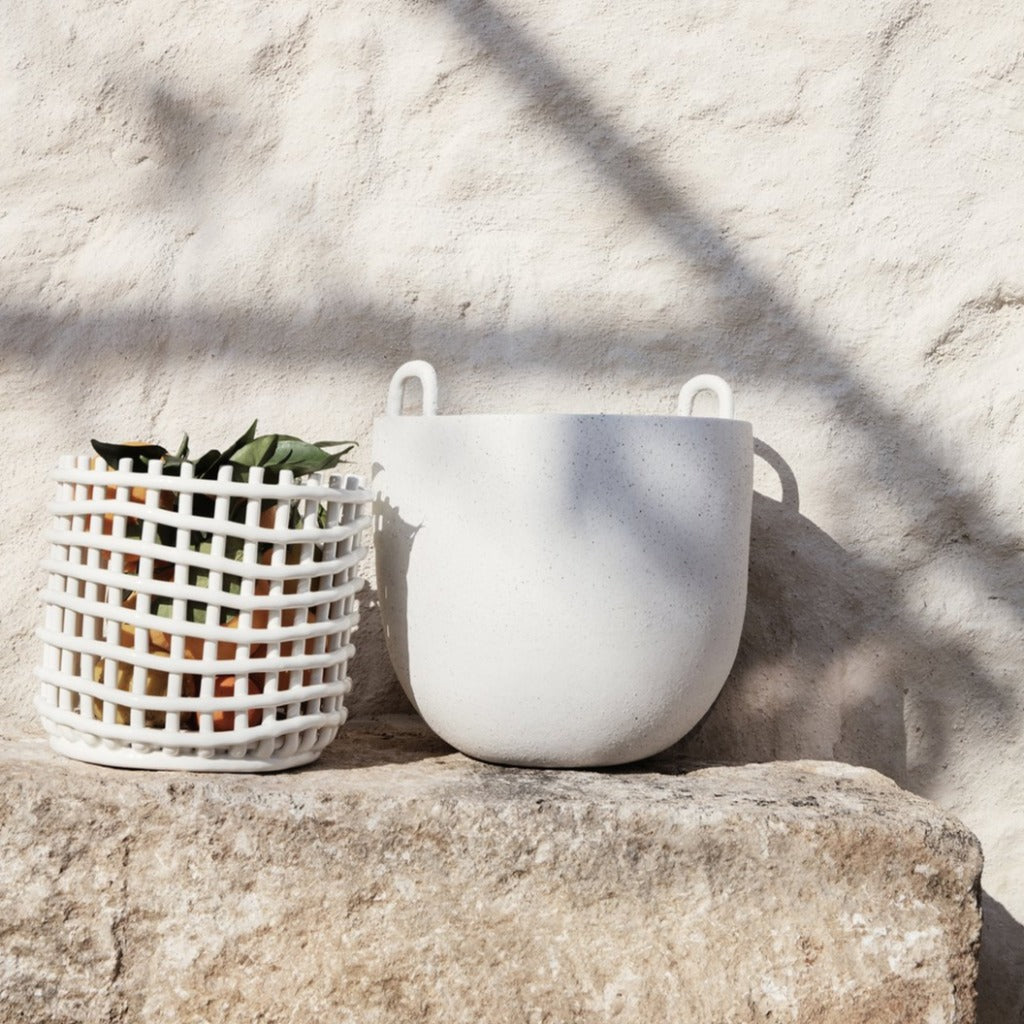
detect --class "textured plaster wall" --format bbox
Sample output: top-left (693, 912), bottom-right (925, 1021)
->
top-left (1, 0), bottom-right (1021, 1018)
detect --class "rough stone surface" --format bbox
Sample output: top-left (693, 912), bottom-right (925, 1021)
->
top-left (0, 717), bottom-right (982, 1024)
top-left (2, 1), bottom-right (1022, 1017)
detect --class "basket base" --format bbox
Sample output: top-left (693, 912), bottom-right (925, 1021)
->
top-left (46, 735), bottom-right (324, 773)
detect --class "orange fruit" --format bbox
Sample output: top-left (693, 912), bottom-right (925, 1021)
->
top-left (212, 674), bottom-right (266, 731)
top-left (91, 447), bottom-right (157, 573)
top-left (91, 650), bottom-right (172, 728)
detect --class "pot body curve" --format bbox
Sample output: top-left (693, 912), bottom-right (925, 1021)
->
top-left (373, 408), bottom-right (752, 767)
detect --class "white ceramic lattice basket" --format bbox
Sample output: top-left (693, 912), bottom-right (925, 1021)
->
top-left (35, 456), bottom-right (371, 771)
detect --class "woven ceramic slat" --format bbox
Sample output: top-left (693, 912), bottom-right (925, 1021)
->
top-left (35, 456), bottom-right (371, 772)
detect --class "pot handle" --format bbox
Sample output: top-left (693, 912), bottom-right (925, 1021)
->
top-left (676, 374), bottom-right (734, 419)
top-left (387, 360), bottom-right (438, 416)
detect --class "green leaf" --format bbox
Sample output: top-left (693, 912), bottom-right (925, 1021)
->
top-left (193, 449), bottom-right (223, 480)
top-left (91, 440), bottom-right (167, 470)
top-left (231, 434), bottom-right (279, 469)
top-left (148, 536), bottom-right (248, 624)
top-left (313, 440), bottom-right (357, 451)
top-left (160, 453), bottom-right (188, 477)
top-left (222, 421), bottom-right (258, 462)
top-left (255, 439), bottom-right (344, 476)
top-left (192, 423), bottom-right (259, 482)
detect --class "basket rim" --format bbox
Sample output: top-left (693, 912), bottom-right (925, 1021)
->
top-left (51, 460), bottom-right (372, 504)
top-left (43, 732), bottom-right (330, 772)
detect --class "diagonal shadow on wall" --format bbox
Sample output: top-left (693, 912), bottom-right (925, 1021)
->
top-left (424, 0), bottom-right (1024, 646)
top-left (412, 0), bottom-right (1020, 781)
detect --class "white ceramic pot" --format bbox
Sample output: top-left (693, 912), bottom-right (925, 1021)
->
top-left (373, 361), bottom-right (752, 768)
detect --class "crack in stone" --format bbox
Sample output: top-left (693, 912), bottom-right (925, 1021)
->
top-left (924, 286), bottom-right (1024, 365)
top-left (108, 833), bottom-right (134, 1024)
top-left (848, 0), bottom-right (928, 203)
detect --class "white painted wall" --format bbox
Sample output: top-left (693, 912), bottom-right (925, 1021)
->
top-left (2, 1), bottom-right (1021, 1017)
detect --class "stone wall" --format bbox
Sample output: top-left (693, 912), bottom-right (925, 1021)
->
top-left (2, 1), bottom-right (1021, 1018)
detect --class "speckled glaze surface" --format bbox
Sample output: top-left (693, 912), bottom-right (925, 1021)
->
top-left (373, 367), bottom-right (753, 767)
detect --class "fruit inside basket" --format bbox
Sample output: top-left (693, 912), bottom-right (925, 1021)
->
top-left (87, 423), bottom-right (356, 732)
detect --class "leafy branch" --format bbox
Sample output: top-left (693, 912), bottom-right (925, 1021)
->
top-left (92, 420), bottom-right (355, 484)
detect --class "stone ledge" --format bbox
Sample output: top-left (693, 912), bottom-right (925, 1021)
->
top-left (0, 716), bottom-right (982, 1024)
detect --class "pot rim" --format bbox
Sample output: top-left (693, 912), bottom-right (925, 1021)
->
top-left (375, 412), bottom-right (753, 428)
